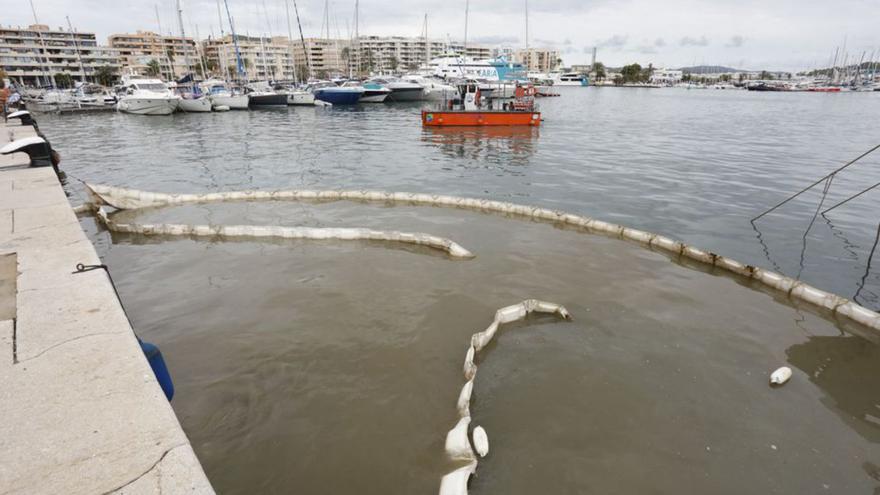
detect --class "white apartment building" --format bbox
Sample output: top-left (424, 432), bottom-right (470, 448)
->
top-left (203, 34), bottom-right (300, 81)
top-left (1, 24), bottom-right (120, 86)
top-left (349, 36), bottom-right (493, 75)
top-left (650, 68), bottom-right (683, 84)
top-left (514, 48), bottom-right (561, 73)
top-left (108, 31), bottom-right (198, 80)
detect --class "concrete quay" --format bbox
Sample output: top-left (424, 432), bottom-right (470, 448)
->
top-left (0, 122), bottom-right (213, 494)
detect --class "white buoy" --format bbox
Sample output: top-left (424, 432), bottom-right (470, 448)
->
top-left (770, 366), bottom-right (792, 385)
top-left (472, 426), bottom-right (489, 457)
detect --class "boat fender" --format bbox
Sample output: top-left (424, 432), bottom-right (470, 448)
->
top-left (214, 105), bottom-right (231, 112)
top-left (472, 426), bottom-right (489, 457)
top-left (770, 366), bottom-right (792, 386)
top-left (139, 339), bottom-right (175, 400)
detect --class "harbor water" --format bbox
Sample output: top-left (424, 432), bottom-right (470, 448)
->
top-left (43, 87), bottom-right (880, 493)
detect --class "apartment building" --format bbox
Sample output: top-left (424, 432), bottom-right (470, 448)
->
top-left (0, 24), bottom-right (120, 86)
top-left (514, 48), bottom-right (561, 73)
top-left (202, 34), bottom-right (300, 81)
top-left (348, 36), bottom-right (493, 75)
top-left (108, 30), bottom-right (197, 80)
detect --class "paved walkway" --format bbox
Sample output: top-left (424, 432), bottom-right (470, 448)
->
top-left (0, 122), bottom-right (213, 494)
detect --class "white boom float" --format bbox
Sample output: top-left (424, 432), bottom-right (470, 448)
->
top-left (82, 184), bottom-right (880, 334)
top-left (439, 299), bottom-right (572, 495)
top-left (94, 207), bottom-right (474, 259)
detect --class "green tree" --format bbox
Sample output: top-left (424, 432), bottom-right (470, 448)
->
top-left (592, 62), bottom-right (606, 81)
top-left (146, 59), bottom-right (161, 77)
top-left (94, 66), bottom-right (117, 86)
top-left (388, 55), bottom-right (399, 72)
top-left (619, 63), bottom-right (643, 83)
top-left (341, 46), bottom-right (351, 72)
top-left (54, 72), bottom-right (74, 88)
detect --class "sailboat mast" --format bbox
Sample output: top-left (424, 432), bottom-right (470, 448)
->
top-left (215, 0), bottom-right (229, 79)
top-left (65, 16), bottom-right (88, 83)
top-left (289, 0), bottom-right (311, 81)
top-left (524, 0), bottom-right (529, 70)
top-left (463, 0), bottom-right (469, 53)
top-left (424, 13), bottom-right (429, 69)
top-left (155, 4), bottom-right (175, 80)
top-left (194, 24), bottom-right (209, 78)
top-left (284, 0), bottom-right (298, 83)
top-left (176, 0), bottom-right (191, 77)
top-left (355, 0), bottom-right (359, 77)
top-left (29, 0), bottom-right (55, 87)
top-left (222, 0), bottom-right (246, 82)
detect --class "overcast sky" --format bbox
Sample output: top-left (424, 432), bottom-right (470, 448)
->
top-left (6, 0), bottom-right (879, 70)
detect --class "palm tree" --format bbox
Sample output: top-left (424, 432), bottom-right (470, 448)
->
top-left (146, 59), bottom-right (161, 77)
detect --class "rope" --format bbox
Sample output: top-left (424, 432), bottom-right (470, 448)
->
top-left (751, 142), bottom-right (880, 222)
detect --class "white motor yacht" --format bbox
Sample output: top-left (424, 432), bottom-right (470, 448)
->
top-left (370, 77), bottom-right (425, 102)
top-left (203, 79), bottom-right (249, 110)
top-left (550, 72), bottom-right (589, 86)
top-left (401, 75), bottom-right (459, 101)
top-left (116, 76), bottom-right (180, 115)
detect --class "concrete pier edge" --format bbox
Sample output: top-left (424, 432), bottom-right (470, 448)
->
top-left (0, 122), bottom-right (214, 494)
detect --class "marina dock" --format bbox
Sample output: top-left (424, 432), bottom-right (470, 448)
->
top-left (0, 122), bottom-right (212, 494)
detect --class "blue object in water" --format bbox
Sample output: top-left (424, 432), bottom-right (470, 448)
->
top-left (139, 339), bottom-right (175, 401)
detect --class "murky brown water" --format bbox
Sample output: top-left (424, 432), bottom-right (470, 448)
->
top-left (89, 200), bottom-right (880, 494)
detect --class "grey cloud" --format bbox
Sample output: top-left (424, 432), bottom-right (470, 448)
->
top-left (471, 35), bottom-right (520, 45)
top-left (563, 38), bottom-right (572, 45)
top-left (679, 35), bottom-right (709, 47)
top-left (636, 45), bottom-right (657, 54)
top-left (726, 35), bottom-right (745, 47)
top-left (654, 38), bottom-right (666, 47)
top-left (596, 34), bottom-right (628, 50)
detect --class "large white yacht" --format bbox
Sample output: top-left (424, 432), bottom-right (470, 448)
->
top-left (550, 72), bottom-right (589, 86)
top-left (423, 54), bottom-right (527, 82)
top-left (116, 75), bottom-right (180, 115)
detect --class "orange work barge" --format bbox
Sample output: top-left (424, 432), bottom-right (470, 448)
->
top-left (421, 83), bottom-right (542, 127)
top-left (421, 110), bottom-right (541, 126)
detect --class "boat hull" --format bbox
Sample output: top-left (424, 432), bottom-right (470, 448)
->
top-left (287, 92), bottom-right (316, 105)
top-left (210, 94), bottom-right (249, 109)
top-left (359, 90), bottom-right (390, 103)
top-left (554, 80), bottom-right (589, 86)
top-left (117, 97), bottom-right (180, 115)
top-left (248, 94), bottom-right (288, 107)
top-left (386, 87), bottom-right (426, 102)
top-left (313, 89), bottom-right (362, 105)
top-left (421, 110), bottom-right (541, 127)
top-left (178, 97), bottom-right (213, 113)
top-left (423, 88), bottom-right (460, 101)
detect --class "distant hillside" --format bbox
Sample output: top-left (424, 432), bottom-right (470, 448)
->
top-left (677, 65), bottom-right (744, 73)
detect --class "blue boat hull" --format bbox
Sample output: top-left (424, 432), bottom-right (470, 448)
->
top-left (313, 89), bottom-right (362, 105)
